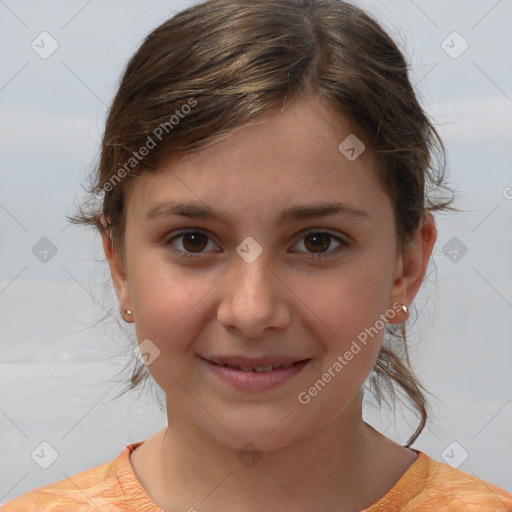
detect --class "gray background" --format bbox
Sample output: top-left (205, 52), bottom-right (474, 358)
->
top-left (1, 0), bottom-right (511, 504)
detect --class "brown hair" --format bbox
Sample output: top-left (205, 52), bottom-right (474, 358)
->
top-left (69, 0), bottom-right (458, 447)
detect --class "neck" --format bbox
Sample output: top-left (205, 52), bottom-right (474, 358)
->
top-left (147, 392), bottom-right (403, 512)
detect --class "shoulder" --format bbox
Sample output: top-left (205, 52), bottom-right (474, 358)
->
top-left (0, 452), bottom-right (120, 512)
top-left (420, 453), bottom-right (512, 510)
top-left (0, 443), bottom-right (159, 512)
top-left (373, 450), bottom-right (512, 512)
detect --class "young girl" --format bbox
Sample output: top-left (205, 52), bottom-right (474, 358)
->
top-left (2, 0), bottom-right (511, 510)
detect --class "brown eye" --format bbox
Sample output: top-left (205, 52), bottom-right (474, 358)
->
top-left (293, 231), bottom-right (348, 260)
top-left (166, 231), bottom-right (219, 258)
top-left (303, 233), bottom-right (331, 253)
top-left (181, 233), bottom-right (208, 252)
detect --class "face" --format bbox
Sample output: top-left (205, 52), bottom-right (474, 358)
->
top-left (104, 96), bottom-right (435, 451)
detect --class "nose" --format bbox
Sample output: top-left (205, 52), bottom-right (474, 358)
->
top-left (216, 251), bottom-right (292, 339)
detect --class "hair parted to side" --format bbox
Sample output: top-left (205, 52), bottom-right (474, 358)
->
top-left (68, 0), bottom-right (458, 447)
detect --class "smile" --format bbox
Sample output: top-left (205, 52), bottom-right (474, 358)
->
top-left (199, 356), bottom-right (311, 391)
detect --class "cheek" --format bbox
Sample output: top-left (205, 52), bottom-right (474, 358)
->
top-left (296, 273), bottom-right (389, 412)
top-left (128, 255), bottom-right (212, 346)
top-left (129, 266), bottom-right (215, 393)
top-left (295, 261), bottom-right (391, 337)
top-left (293, 263), bottom-right (393, 392)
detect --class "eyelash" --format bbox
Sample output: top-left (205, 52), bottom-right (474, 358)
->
top-left (164, 229), bottom-right (350, 260)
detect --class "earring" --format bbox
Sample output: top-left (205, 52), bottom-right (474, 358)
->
top-left (121, 309), bottom-right (133, 322)
top-left (385, 303), bottom-right (408, 323)
top-left (400, 305), bottom-right (411, 366)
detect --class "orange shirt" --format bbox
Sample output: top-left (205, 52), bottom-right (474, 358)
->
top-left (1, 443), bottom-right (511, 511)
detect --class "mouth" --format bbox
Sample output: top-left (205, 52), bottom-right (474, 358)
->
top-left (198, 355), bottom-right (311, 391)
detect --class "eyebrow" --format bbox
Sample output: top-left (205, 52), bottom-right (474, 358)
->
top-left (144, 201), bottom-right (370, 226)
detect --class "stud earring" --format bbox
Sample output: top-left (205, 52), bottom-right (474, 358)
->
top-left (121, 309), bottom-right (133, 322)
top-left (385, 302), bottom-right (409, 323)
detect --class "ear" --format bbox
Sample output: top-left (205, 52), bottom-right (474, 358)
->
top-left (387, 212), bottom-right (437, 324)
top-left (100, 219), bottom-right (133, 314)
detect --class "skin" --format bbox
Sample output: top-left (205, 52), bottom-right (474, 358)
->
top-left (102, 95), bottom-right (437, 512)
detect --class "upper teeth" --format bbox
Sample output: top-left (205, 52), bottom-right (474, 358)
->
top-left (251, 365), bottom-right (274, 372)
top-left (222, 362), bottom-right (296, 372)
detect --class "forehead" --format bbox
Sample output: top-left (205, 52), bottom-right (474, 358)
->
top-left (124, 97), bottom-right (389, 225)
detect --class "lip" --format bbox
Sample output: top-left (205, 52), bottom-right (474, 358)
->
top-left (199, 355), bottom-right (311, 392)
